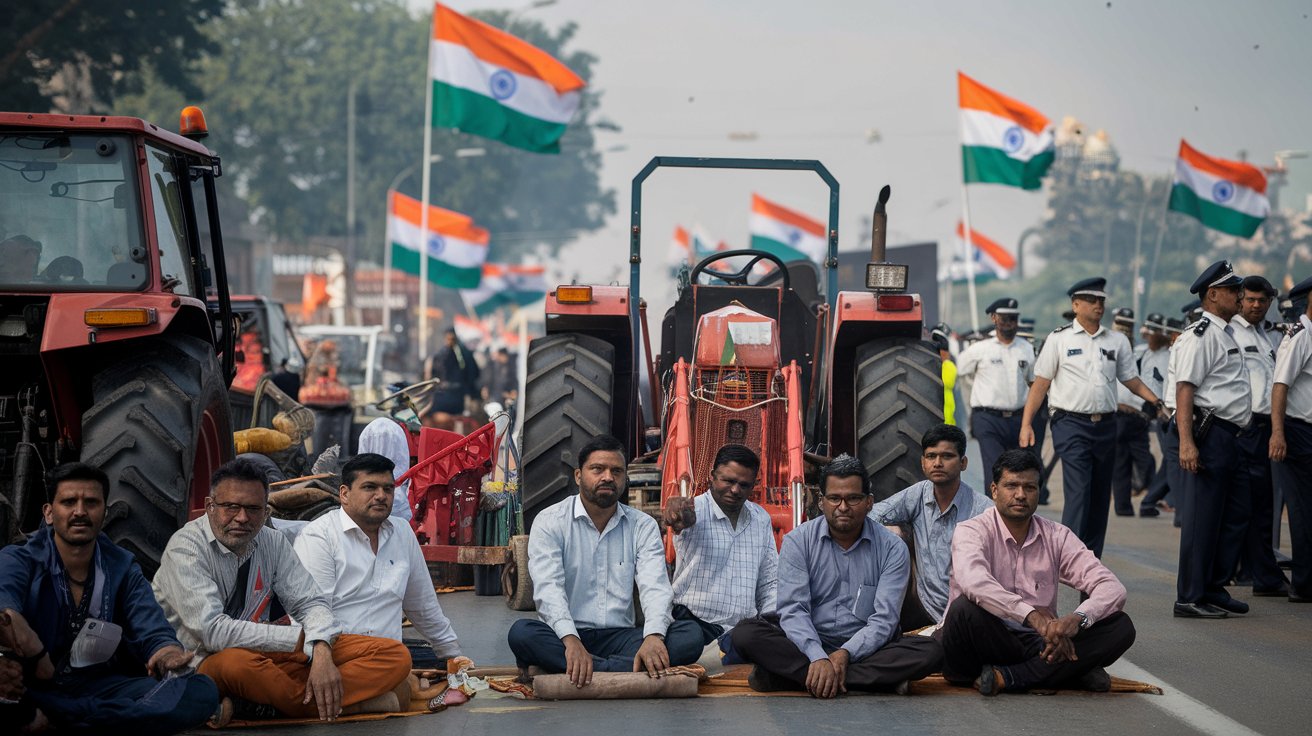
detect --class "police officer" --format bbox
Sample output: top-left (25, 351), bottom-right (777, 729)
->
top-left (1137, 314), bottom-right (1174, 517)
top-left (1020, 277), bottom-right (1164, 558)
top-left (1171, 260), bottom-right (1252, 618)
top-left (1020, 317), bottom-right (1053, 505)
top-left (1111, 307), bottom-right (1156, 515)
top-left (1269, 276), bottom-right (1312, 603)
top-left (956, 297), bottom-right (1034, 492)
top-left (1231, 275), bottom-right (1289, 595)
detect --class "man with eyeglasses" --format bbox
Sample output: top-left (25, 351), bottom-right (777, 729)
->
top-left (153, 458), bottom-right (410, 725)
top-left (1019, 277), bottom-right (1165, 558)
top-left (663, 445), bottom-right (779, 663)
top-left (870, 424), bottom-right (991, 629)
top-left (732, 455), bottom-right (943, 698)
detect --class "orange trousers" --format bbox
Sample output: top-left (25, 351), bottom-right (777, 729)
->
top-left (198, 634), bottom-right (411, 718)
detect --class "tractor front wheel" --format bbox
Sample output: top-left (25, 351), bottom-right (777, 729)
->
top-left (854, 338), bottom-right (945, 502)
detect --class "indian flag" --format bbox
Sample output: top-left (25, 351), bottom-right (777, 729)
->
top-left (748, 194), bottom-right (826, 265)
top-left (959, 72), bottom-right (1054, 190)
top-left (431, 4), bottom-right (585, 153)
top-left (952, 221), bottom-right (1015, 281)
top-left (461, 263), bottom-right (547, 316)
top-left (1169, 139), bottom-right (1269, 238)
top-left (387, 191), bottom-right (489, 289)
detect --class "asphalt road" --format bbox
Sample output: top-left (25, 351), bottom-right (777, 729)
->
top-left (209, 438), bottom-right (1312, 736)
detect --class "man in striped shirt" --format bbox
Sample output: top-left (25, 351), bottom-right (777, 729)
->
top-left (665, 445), bottom-right (779, 663)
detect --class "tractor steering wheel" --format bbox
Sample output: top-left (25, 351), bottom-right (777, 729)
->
top-left (689, 249), bottom-right (791, 291)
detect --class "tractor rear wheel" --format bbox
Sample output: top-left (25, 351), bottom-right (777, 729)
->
top-left (82, 335), bottom-right (232, 577)
top-left (521, 333), bottom-right (614, 527)
top-left (854, 338), bottom-right (945, 501)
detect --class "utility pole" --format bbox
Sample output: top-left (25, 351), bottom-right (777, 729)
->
top-left (344, 80), bottom-right (357, 321)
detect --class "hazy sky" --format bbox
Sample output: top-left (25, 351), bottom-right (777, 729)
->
top-left (438, 0), bottom-right (1312, 312)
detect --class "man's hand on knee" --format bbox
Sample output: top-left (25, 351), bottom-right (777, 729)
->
top-left (304, 641), bottom-right (342, 720)
top-left (805, 658), bottom-right (840, 699)
top-left (562, 635), bottom-right (592, 688)
top-left (633, 634), bottom-right (669, 678)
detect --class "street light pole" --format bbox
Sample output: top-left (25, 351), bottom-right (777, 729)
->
top-left (345, 80), bottom-right (357, 322)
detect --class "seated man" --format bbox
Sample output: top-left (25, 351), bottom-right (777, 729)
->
top-left (0, 463), bottom-right (217, 734)
top-left (732, 456), bottom-right (944, 698)
top-left (940, 449), bottom-right (1136, 695)
top-left (871, 424), bottom-right (991, 629)
top-left (153, 458), bottom-right (411, 723)
top-left (294, 453), bottom-right (461, 669)
top-left (664, 445), bottom-right (779, 662)
top-left (507, 435), bottom-right (703, 686)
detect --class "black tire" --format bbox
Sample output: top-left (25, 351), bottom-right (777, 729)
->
top-left (502, 534), bottom-right (535, 611)
top-left (854, 338), bottom-right (945, 501)
top-left (82, 335), bottom-right (232, 577)
top-left (521, 334), bottom-right (614, 527)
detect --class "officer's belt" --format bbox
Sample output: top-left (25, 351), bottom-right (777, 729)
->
top-left (975, 407), bottom-right (1022, 418)
top-left (1052, 409), bottom-right (1111, 423)
top-left (1209, 416), bottom-right (1243, 436)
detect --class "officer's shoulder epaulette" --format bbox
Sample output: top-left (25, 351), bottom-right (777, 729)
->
top-left (1051, 324), bottom-right (1072, 334)
top-left (1193, 317), bottom-right (1211, 336)
top-left (1291, 322), bottom-right (1306, 338)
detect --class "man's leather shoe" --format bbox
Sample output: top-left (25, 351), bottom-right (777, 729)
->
top-left (976, 664), bottom-right (1003, 696)
top-left (1173, 602), bottom-right (1228, 618)
top-left (1207, 598), bottom-right (1249, 615)
top-left (1252, 583), bottom-right (1289, 597)
top-left (1138, 507), bottom-right (1160, 517)
top-left (1289, 591), bottom-right (1312, 603)
top-left (1077, 666), bottom-right (1112, 692)
top-left (747, 665), bottom-right (796, 692)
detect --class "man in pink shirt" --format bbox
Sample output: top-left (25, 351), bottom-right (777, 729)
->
top-left (938, 449), bottom-right (1136, 695)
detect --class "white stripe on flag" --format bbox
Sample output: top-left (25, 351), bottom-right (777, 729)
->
top-left (431, 40), bottom-right (580, 125)
top-left (960, 108), bottom-right (1054, 160)
top-left (388, 217), bottom-right (486, 268)
top-left (748, 212), bottom-right (826, 262)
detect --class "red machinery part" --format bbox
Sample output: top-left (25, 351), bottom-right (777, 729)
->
top-left (401, 422), bottom-right (500, 552)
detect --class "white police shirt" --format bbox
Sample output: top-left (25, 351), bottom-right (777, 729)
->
top-left (1231, 314), bottom-right (1276, 416)
top-left (1274, 314), bottom-right (1312, 423)
top-left (955, 335), bottom-right (1035, 410)
top-left (1169, 311), bottom-right (1252, 426)
top-left (1034, 320), bottom-right (1138, 414)
top-left (1139, 346), bottom-right (1170, 405)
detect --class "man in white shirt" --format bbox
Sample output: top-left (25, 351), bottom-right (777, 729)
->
top-left (663, 445), bottom-right (779, 663)
top-left (507, 435), bottom-right (703, 686)
top-left (1269, 275), bottom-right (1312, 603)
top-left (294, 453), bottom-right (462, 668)
top-left (956, 297), bottom-right (1035, 487)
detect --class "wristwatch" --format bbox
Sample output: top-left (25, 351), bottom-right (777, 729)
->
top-left (1073, 610), bottom-right (1091, 630)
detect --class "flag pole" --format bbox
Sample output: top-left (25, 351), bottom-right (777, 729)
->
top-left (960, 184), bottom-right (981, 333)
top-left (382, 190), bottom-right (394, 335)
top-left (1143, 171), bottom-right (1175, 311)
top-left (417, 8), bottom-right (437, 366)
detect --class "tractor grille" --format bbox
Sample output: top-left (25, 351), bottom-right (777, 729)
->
top-left (690, 366), bottom-right (790, 502)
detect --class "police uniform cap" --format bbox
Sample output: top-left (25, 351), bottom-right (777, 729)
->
top-left (1181, 298), bottom-right (1202, 314)
top-left (1067, 277), bottom-right (1107, 299)
top-left (1143, 312), bottom-right (1167, 331)
top-left (1112, 307), bottom-right (1135, 325)
top-left (1289, 276), bottom-right (1312, 302)
top-left (1241, 275), bottom-right (1277, 297)
top-left (985, 297), bottom-right (1020, 316)
top-left (1061, 310), bottom-right (1076, 321)
top-left (1164, 317), bottom-right (1185, 334)
top-left (1189, 259), bottom-right (1242, 295)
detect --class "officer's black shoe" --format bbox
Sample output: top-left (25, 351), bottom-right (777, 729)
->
top-left (1207, 598), bottom-right (1249, 615)
top-left (1288, 590), bottom-right (1312, 603)
top-left (1114, 509), bottom-right (1135, 517)
top-left (1138, 507), bottom-right (1160, 517)
top-left (1252, 583), bottom-right (1289, 597)
top-left (1173, 602), bottom-right (1228, 618)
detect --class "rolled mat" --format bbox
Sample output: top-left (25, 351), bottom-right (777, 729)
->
top-left (533, 670), bottom-right (701, 700)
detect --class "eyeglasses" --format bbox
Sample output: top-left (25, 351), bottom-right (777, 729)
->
top-left (210, 501), bottom-right (267, 517)
top-left (821, 494), bottom-right (870, 508)
top-left (713, 475), bottom-right (755, 491)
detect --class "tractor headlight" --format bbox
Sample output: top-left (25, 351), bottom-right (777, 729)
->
top-left (865, 263), bottom-right (908, 292)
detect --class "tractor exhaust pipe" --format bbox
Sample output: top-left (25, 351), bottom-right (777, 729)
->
top-left (870, 185), bottom-right (891, 263)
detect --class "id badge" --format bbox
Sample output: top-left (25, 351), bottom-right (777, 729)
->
top-left (69, 618), bottom-right (123, 668)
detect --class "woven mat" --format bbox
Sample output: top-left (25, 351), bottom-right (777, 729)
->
top-left (697, 665), bottom-right (1163, 697)
top-left (221, 710), bottom-right (430, 728)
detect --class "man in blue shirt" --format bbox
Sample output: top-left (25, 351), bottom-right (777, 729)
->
top-left (732, 455), bottom-right (944, 697)
top-left (0, 463), bottom-right (218, 734)
top-left (507, 435), bottom-right (703, 686)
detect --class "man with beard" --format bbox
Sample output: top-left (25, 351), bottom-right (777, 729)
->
top-left (938, 449), bottom-right (1136, 695)
top-left (732, 455), bottom-right (944, 698)
top-left (153, 458), bottom-right (411, 724)
top-left (295, 453), bottom-right (462, 671)
top-left (0, 463), bottom-right (217, 734)
top-left (507, 435), bottom-right (703, 686)
top-left (1020, 277), bottom-right (1165, 558)
top-left (955, 297), bottom-right (1034, 485)
top-left (663, 445), bottom-right (779, 662)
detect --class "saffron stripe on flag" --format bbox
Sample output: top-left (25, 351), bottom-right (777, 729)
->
top-left (1177, 140), bottom-right (1267, 194)
top-left (958, 71), bottom-right (1049, 134)
top-left (434, 4), bottom-right (584, 94)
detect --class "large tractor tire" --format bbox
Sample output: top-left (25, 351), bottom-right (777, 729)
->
top-left (854, 338), bottom-right (945, 501)
top-left (502, 534), bottom-right (535, 611)
top-left (82, 335), bottom-right (232, 577)
top-left (521, 334), bottom-right (614, 528)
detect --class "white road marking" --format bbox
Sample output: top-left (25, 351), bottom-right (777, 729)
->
top-left (1109, 658), bottom-right (1265, 736)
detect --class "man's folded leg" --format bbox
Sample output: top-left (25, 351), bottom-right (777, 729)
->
top-left (507, 618), bottom-right (570, 672)
top-left (198, 647), bottom-right (310, 715)
top-left (328, 634), bottom-right (412, 709)
top-left (28, 672), bottom-right (219, 736)
top-left (730, 614), bottom-right (810, 689)
top-left (937, 596), bottom-right (1037, 685)
top-left (845, 635), bottom-right (944, 692)
top-left (997, 612), bottom-right (1136, 690)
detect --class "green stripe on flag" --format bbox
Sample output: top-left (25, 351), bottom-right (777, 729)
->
top-left (748, 235), bottom-right (812, 263)
top-left (720, 330), bottom-right (736, 365)
top-left (433, 82), bottom-right (569, 154)
top-left (1168, 184), bottom-right (1265, 238)
top-left (962, 146), bottom-right (1054, 190)
top-left (390, 242), bottom-right (483, 289)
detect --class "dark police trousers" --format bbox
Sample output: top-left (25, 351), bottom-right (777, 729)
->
top-left (1236, 416), bottom-right (1286, 590)
top-left (1140, 424), bottom-right (1177, 515)
top-left (731, 614), bottom-right (943, 692)
top-left (1113, 411), bottom-right (1155, 514)
top-left (970, 409), bottom-right (1023, 495)
top-left (937, 597), bottom-right (1135, 690)
top-left (1051, 411), bottom-right (1117, 557)
top-left (1175, 419), bottom-right (1249, 605)
top-left (1272, 418), bottom-right (1312, 597)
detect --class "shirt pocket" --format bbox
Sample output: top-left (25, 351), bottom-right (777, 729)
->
top-left (1098, 350), bottom-right (1118, 384)
top-left (376, 558), bottom-right (408, 601)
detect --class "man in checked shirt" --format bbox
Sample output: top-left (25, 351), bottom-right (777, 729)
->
top-left (663, 445), bottom-right (779, 664)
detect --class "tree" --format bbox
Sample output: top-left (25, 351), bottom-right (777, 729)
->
top-left (1, 0), bottom-right (222, 112)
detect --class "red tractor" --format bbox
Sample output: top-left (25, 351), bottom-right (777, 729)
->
top-left (521, 157), bottom-right (943, 539)
top-left (0, 109), bottom-right (236, 574)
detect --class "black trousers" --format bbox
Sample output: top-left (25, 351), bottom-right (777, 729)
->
top-left (970, 410), bottom-right (1023, 494)
top-left (1236, 418), bottom-right (1286, 589)
top-left (1113, 412), bottom-right (1155, 514)
top-left (1140, 424), bottom-right (1176, 512)
top-left (937, 597), bottom-right (1135, 690)
top-left (1176, 423), bottom-right (1249, 605)
top-left (731, 614), bottom-right (943, 692)
top-left (1034, 400), bottom-right (1052, 504)
top-left (1273, 419), bottom-right (1312, 596)
top-left (1051, 412), bottom-right (1117, 557)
